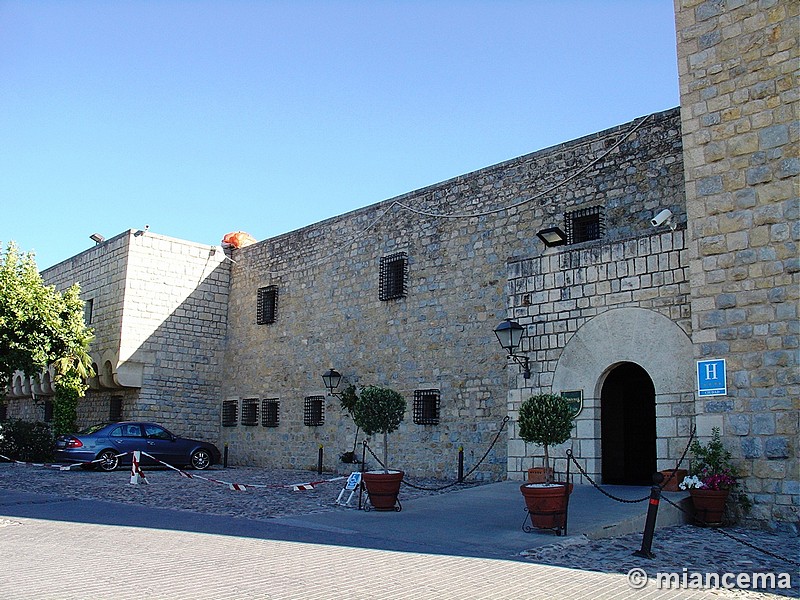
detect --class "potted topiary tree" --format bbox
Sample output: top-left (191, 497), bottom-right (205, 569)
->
top-left (517, 393), bottom-right (576, 534)
top-left (352, 385), bottom-right (406, 511)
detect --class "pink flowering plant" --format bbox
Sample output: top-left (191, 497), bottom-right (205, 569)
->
top-left (679, 427), bottom-right (738, 491)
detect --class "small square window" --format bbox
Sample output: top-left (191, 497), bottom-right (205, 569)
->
top-left (262, 399), bottom-right (279, 427)
top-left (241, 398), bottom-right (259, 426)
top-left (413, 389), bottom-right (440, 425)
top-left (379, 252), bottom-right (408, 301)
top-left (257, 286), bottom-right (278, 324)
top-left (565, 206), bottom-right (605, 244)
top-left (304, 396), bottom-right (325, 427)
top-left (109, 397), bottom-right (123, 422)
top-left (222, 400), bottom-right (238, 427)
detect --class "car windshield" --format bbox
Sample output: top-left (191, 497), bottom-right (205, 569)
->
top-left (77, 423), bottom-right (109, 435)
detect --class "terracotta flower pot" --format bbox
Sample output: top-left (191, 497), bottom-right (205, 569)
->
top-left (659, 469), bottom-right (688, 492)
top-left (689, 488), bottom-right (730, 526)
top-left (520, 482), bottom-right (573, 531)
top-left (362, 470), bottom-right (404, 511)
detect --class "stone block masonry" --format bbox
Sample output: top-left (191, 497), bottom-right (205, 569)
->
top-left (675, 0), bottom-right (798, 529)
top-left (505, 229), bottom-right (692, 482)
top-left (220, 108), bottom-right (686, 480)
top-left (34, 231), bottom-right (231, 443)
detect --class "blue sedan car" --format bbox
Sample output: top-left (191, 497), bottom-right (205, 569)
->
top-left (55, 422), bottom-right (221, 471)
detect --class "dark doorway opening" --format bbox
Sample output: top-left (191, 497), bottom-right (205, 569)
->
top-left (601, 362), bottom-right (656, 485)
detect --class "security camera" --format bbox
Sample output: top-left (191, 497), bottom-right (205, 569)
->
top-left (651, 209), bottom-right (673, 227)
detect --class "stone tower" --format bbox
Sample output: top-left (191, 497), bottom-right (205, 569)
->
top-left (674, 0), bottom-right (798, 527)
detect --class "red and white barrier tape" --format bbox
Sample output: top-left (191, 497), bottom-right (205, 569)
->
top-left (139, 452), bottom-right (345, 492)
top-left (0, 451), bottom-right (346, 492)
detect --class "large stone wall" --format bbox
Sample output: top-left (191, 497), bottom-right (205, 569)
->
top-left (675, 0), bottom-right (798, 528)
top-left (220, 109), bottom-right (685, 479)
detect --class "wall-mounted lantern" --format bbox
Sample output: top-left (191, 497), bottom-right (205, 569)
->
top-left (494, 318), bottom-right (531, 379)
top-left (321, 368), bottom-right (343, 397)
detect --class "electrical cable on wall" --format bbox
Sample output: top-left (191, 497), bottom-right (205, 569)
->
top-left (232, 113), bottom-right (653, 278)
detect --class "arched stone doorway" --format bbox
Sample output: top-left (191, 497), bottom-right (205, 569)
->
top-left (546, 307), bottom-right (695, 484)
top-left (601, 362), bottom-right (656, 485)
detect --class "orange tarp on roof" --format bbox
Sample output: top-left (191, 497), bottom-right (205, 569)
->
top-left (221, 231), bottom-right (256, 249)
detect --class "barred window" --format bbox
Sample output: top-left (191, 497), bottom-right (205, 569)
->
top-left (379, 252), bottom-right (408, 301)
top-left (413, 389), bottom-right (440, 425)
top-left (565, 206), bottom-right (605, 244)
top-left (222, 400), bottom-right (238, 427)
top-left (84, 298), bottom-right (94, 325)
top-left (262, 399), bottom-right (280, 427)
top-left (257, 285), bottom-right (278, 324)
top-left (304, 395), bottom-right (325, 427)
top-left (109, 396), bottom-right (123, 422)
top-left (241, 398), bottom-right (259, 426)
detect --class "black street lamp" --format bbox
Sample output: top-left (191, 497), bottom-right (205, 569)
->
top-left (494, 318), bottom-right (531, 379)
top-left (321, 368), bottom-right (343, 397)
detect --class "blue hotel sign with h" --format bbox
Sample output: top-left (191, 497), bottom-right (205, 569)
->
top-left (697, 359), bottom-right (727, 397)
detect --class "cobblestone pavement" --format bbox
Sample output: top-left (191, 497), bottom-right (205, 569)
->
top-left (0, 462), bottom-right (473, 519)
top-left (523, 526), bottom-right (799, 599)
top-left (1, 461), bottom-right (797, 599)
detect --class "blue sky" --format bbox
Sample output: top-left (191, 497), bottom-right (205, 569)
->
top-left (1, 1), bottom-right (679, 270)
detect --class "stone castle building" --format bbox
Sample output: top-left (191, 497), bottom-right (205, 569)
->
top-left (3, 1), bottom-right (797, 530)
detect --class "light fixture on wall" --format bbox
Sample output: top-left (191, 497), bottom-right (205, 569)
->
top-left (89, 233), bottom-right (105, 245)
top-left (536, 226), bottom-right (567, 247)
top-left (493, 318), bottom-right (531, 379)
top-left (321, 368), bottom-right (343, 397)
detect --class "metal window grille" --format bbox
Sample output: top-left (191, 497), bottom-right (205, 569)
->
top-left (43, 400), bottom-right (54, 423)
top-left (241, 398), bottom-right (259, 426)
top-left (257, 285), bottom-right (278, 324)
top-left (304, 395), bottom-right (325, 427)
top-left (413, 389), bottom-right (440, 425)
top-left (222, 400), bottom-right (238, 427)
top-left (84, 298), bottom-right (94, 325)
top-left (109, 396), bottom-right (123, 422)
top-left (379, 252), bottom-right (408, 301)
top-left (262, 399), bottom-right (279, 427)
top-left (565, 206), bottom-right (605, 244)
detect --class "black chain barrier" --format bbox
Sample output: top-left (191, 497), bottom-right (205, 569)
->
top-left (566, 427), bottom-right (697, 504)
top-left (659, 494), bottom-right (800, 567)
top-left (565, 426), bottom-right (797, 568)
top-left (566, 450), bottom-right (650, 504)
top-left (362, 415), bottom-right (510, 493)
top-left (658, 426), bottom-right (696, 492)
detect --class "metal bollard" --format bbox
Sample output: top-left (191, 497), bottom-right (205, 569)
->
top-left (223, 443), bottom-right (229, 469)
top-left (317, 444), bottom-right (323, 475)
top-left (633, 471), bottom-right (665, 559)
top-left (358, 440), bottom-right (367, 510)
top-left (458, 446), bottom-right (464, 483)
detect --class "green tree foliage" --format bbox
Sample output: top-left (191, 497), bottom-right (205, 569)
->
top-left (0, 242), bottom-right (93, 434)
top-left (0, 419), bottom-right (55, 462)
top-left (518, 393), bottom-right (575, 483)
top-left (352, 385), bottom-right (406, 472)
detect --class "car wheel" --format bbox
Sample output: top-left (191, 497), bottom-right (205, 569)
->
top-left (97, 450), bottom-right (119, 472)
top-left (190, 448), bottom-right (212, 470)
